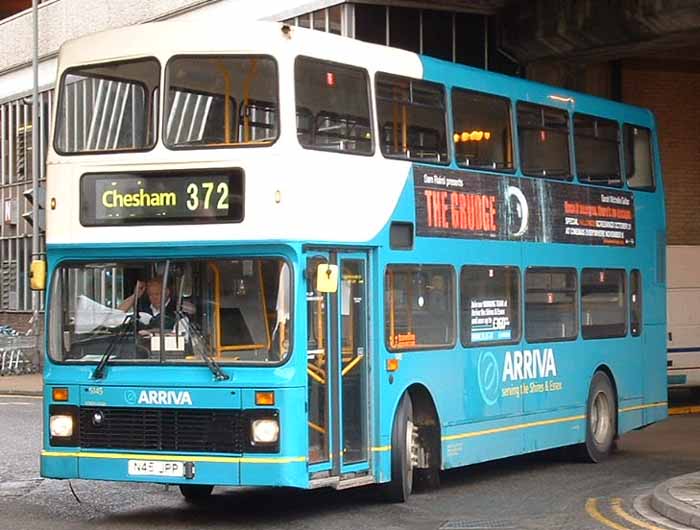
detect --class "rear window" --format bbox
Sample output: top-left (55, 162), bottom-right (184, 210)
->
top-left (624, 124), bottom-right (655, 190)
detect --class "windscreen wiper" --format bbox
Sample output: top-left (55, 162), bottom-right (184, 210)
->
top-left (183, 316), bottom-right (229, 381)
top-left (93, 280), bottom-right (142, 380)
top-left (92, 313), bottom-right (131, 380)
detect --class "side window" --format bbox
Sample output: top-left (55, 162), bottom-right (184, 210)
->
top-left (517, 102), bottom-right (571, 179)
top-left (630, 269), bottom-right (642, 337)
top-left (452, 88), bottom-right (514, 171)
top-left (581, 269), bottom-right (627, 339)
top-left (294, 57), bottom-right (372, 154)
top-left (574, 114), bottom-right (621, 186)
top-left (385, 265), bottom-right (455, 350)
top-left (376, 73), bottom-right (448, 164)
top-left (460, 266), bottom-right (520, 347)
top-left (624, 124), bottom-right (655, 190)
top-left (525, 268), bottom-right (577, 342)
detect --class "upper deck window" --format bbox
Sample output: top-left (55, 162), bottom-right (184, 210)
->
top-left (452, 88), bottom-right (513, 171)
top-left (295, 57), bottom-right (372, 155)
top-left (164, 55), bottom-right (279, 149)
top-left (623, 124), bottom-right (655, 191)
top-left (517, 102), bottom-right (571, 179)
top-left (376, 73), bottom-right (449, 164)
top-left (54, 58), bottom-right (160, 154)
top-left (574, 113), bottom-right (621, 186)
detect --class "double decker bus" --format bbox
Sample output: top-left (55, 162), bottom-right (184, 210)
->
top-left (40, 19), bottom-right (666, 503)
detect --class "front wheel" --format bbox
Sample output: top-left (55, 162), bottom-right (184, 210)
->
top-left (179, 484), bottom-right (214, 503)
top-left (581, 371), bottom-right (616, 462)
top-left (383, 394), bottom-right (416, 502)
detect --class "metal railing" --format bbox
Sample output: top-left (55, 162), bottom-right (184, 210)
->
top-left (0, 330), bottom-right (38, 375)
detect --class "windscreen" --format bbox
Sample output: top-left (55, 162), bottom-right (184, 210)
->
top-left (49, 258), bottom-right (292, 364)
top-left (55, 58), bottom-right (160, 154)
top-left (164, 55), bottom-right (279, 148)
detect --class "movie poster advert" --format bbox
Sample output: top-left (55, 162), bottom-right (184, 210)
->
top-left (470, 298), bottom-right (512, 343)
top-left (413, 165), bottom-right (635, 247)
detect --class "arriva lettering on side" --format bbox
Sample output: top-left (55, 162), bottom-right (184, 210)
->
top-left (502, 348), bottom-right (557, 382)
top-left (137, 390), bottom-right (193, 405)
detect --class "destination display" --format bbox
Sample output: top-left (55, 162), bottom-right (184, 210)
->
top-left (80, 170), bottom-right (244, 226)
top-left (414, 165), bottom-right (635, 247)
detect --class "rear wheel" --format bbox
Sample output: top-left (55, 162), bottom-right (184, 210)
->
top-left (383, 394), bottom-right (415, 502)
top-left (179, 484), bottom-right (214, 503)
top-left (581, 371), bottom-right (616, 462)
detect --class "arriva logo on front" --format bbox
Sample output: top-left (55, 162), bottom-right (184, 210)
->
top-left (137, 390), bottom-right (193, 406)
top-left (502, 348), bottom-right (557, 382)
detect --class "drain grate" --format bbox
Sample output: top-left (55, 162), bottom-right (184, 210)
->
top-left (440, 519), bottom-right (515, 529)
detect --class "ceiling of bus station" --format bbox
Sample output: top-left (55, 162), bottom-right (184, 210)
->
top-left (377, 0), bottom-right (700, 64)
top-left (499, 0), bottom-right (700, 64)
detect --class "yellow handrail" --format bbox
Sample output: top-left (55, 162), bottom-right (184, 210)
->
top-left (341, 354), bottom-right (364, 377)
top-left (214, 62), bottom-right (233, 144)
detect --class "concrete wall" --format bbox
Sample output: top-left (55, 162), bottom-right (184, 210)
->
top-left (622, 59), bottom-right (700, 245)
top-left (0, 0), bottom-right (219, 73)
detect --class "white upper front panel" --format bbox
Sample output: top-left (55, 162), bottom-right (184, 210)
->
top-left (47, 21), bottom-right (423, 246)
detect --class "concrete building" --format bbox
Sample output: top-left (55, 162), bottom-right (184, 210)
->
top-left (1, 0), bottom-right (699, 329)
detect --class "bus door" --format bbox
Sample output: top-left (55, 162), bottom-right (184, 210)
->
top-left (306, 251), bottom-right (371, 478)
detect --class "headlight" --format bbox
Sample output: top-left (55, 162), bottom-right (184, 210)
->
top-left (50, 414), bottom-right (74, 438)
top-left (251, 418), bottom-right (279, 443)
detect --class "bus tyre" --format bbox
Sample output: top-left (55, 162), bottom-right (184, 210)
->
top-left (384, 394), bottom-right (415, 502)
top-left (581, 372), bottom-right (616, 463)
top-left (179, 484), bottom-right (214, 503)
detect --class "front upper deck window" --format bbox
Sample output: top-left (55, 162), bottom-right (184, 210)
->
top-left (55, 58), bottom-right (160, 154)
top-left (164, 55), bottom-right (279, 149)
top-left (49, 258), bottom-right (292, 365)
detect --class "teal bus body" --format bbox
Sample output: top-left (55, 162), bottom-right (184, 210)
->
top-left (41, 49), bottom-right (667, 494)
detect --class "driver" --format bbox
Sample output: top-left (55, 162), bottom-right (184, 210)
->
top-left (119, 276), bottom-right (177, 330)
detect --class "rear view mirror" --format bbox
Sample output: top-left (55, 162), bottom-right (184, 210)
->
top-left (30, 259), bottom-right (46, 291)
top-left (316, 264), bottom-right (338, 293)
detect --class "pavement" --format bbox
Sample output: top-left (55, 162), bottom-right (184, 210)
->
top-left (0, 372), bottom-right (42, 396)
top-left (1, 372), bottom-right (699, 528)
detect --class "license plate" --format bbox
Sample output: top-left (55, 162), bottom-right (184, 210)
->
top-left (128, 460), bottom-right (185, 477)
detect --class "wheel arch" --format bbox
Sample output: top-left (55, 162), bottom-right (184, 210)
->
top-left (396, 382), bottom-right (442, 470)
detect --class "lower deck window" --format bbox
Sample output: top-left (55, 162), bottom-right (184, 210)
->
top-left (385, 265), bottom-right (454, 350)
top-left (460, 265), bottom-right (520, 346)
top-left (525, 268), bottom-right (577, 342)
top-left (581, 268), bottom-right (627, 339)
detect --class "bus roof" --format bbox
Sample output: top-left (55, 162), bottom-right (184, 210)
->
top-left (56, 19), bottom-right (423, 80)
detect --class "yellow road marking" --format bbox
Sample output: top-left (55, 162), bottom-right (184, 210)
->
top-left (41, 450), bottom-right (306, 464)
top-left (0, 394), bottom-right (42, 400)
top-left (610, 497), bottom-right (667, 530)
top-left (669, 406), bottom-right (700, 415)
top-left (586, 498), bottom-right (630, 530)
top-left (371, 445), bottom-right (391, 452)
